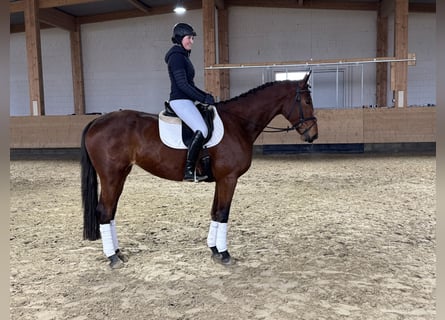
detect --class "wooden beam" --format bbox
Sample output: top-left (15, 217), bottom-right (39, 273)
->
top-left (77, 0), bottom-right (202, 24)
top-left (376, 2), bottom-right (388, 107)
top-left (393, 0), bottom-right (408, 108)
top-left (203, 0), bottom-right (219, 99)
top-left (11, 0), bottom-right (104, 13)
top-left (11, 22), bottom-right (54, 33)
top-left (9, 22), bottom-right (54, 33)
top-left (379, 0), bottom-right (394, 17)
top-left (126, 0), bottom-right (151, 14)
top-left (409, 3), bottom-right (435, 13)
top-left (77, 9), bottom-right (148, 24)
top-left (224, 0), bottom-right (378, 11)
top-left (70, 24), bottom-right (86, 115)
top-left (24, 0), bottom-right (45, 115)
top-left (217, 5), bottom-right (230, 100)
top-left (10, 24), bottom-right (26, 33)
top-left (39, 8), bottom-right (76, 31)
top-left (10, 0), bottom-right (435, 14)
top-left (215, 0), bottom-right (225, 10)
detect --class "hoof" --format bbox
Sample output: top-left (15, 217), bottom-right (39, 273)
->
top-left (115, 249), bottom-right (129, 263)
top-left (211, 250), bottom-right (236, 266)
top-left (108, 254), bottom-right (125, 269)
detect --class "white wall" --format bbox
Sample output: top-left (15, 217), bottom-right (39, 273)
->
top-left (10, 33), bottom-right (29, 116)
top-left (10, 28), bottom-right (74, 115)
top-left (10, 10), bottom-right (203, 116)
top-left (9, 7), bottom-right (436, 115)
top-left (227, 8), bottom-right (378, 108)
top-left (407, 12), bottom-right (436, 106)
top-left (80, 11), bottom-right (203, 114)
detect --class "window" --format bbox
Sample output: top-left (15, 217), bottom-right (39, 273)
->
top-left (275, 69), bottom-right (347, 108)
top-left (274, 71), bottom-right (308, 81)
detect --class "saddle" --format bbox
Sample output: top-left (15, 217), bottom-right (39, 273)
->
top-left (158, 102), bottom-right (225, 182)
top-left (163, 101), bottom-right (215, 147)
top-left (159, 101), bottom-right (224, 151)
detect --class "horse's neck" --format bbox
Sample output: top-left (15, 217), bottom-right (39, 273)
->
top-left (227, 89), bottom-right (285, 141)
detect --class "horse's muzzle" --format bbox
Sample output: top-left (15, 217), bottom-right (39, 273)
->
top-left (300, 121), bottom-right (318, 143)
top-left (305, 133), bottom-right (318, 143)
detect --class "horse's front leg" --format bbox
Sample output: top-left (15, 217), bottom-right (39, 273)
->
top-left (207, 177), bottom-right (238, 265)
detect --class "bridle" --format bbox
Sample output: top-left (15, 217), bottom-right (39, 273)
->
top-left (263, 84), bottom-right (317, 135)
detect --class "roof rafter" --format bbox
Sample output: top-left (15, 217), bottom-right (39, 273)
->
top-left (10, 0), bottom-right (105, 13)
top-left (77, 0), bottom-right (202, 24)
top-left (125, 0), bottom-right (151, 14)
top-left (9, 0), bottom-right (435, 33)
top-left (224, 0), bottom-right (379, 11)
top-left (39, 8), bottom-right (76, 31)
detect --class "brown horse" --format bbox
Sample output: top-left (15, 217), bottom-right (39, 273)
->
top-left (81, 74), bottom-right (318, 268)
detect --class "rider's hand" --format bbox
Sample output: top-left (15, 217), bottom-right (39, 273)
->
top-left (204, 94), bottom-right (215, 105)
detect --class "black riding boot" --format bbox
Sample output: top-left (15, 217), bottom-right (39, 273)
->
top-left (184, 130), bottom-right (208, 182)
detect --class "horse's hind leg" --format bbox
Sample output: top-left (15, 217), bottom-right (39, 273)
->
top-left (97, 166), bottom-right (132, 269)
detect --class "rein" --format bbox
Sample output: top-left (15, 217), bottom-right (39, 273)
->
top-left (263, 86), bottom-right (317, 133)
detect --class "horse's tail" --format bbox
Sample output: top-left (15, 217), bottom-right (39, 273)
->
top-left (81, 120), bottom-right (101, 241)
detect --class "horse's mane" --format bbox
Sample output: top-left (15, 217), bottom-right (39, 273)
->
top-left (219, 80), bottom-right (297, 105)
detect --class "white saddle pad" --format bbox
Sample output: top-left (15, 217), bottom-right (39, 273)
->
top-left (158, 107), bottom-right (224, 149)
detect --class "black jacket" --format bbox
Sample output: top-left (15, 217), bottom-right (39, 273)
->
top-left (165, 44), bottom-right (209, 103)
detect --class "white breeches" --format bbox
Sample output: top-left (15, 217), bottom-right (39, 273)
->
top-left (169, 99), bottom-right (208, 138)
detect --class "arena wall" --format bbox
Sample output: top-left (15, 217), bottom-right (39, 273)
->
top-left (10, 107), bottom-right (436, 152)
top-left (9, 7), bottom-right (436, 156)
top-left (259, 107), bottom-right (436, 145)
top-left (10, 9), bottom-right (436, 116)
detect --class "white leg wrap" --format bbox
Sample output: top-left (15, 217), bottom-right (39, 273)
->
top-left (216, 222), bottom-right (228, 253)
top-left (110, 220), bottom-right (119, 250)
top-left (207, 221), bottom-right (219, 247)
top-left (99, 224), bottom-right (116, 257)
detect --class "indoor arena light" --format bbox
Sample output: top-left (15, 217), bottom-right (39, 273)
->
top-left (174, 0), bottom-right (186, 14)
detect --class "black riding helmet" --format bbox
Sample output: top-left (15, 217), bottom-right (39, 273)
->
top-left (171, 22), bottom-right (197, 44)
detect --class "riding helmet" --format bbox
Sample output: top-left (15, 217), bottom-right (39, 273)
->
top-left (172, 22), bottom-right (197, 44)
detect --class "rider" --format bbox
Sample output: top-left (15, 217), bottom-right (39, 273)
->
top-left (165, 22), bottom-right (215, 182)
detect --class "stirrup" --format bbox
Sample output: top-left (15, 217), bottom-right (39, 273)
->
top-left (184, 170), bottom-right (207, 182)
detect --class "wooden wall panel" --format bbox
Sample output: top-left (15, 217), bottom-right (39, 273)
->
top-left (10, 115), bottom-right (99, 148)
top-left (259, 110), bottom-right (364, 145)
top-left (10, 108), bottom-right (436, 149)
top-left (363, 107), bottom-right (436, 143)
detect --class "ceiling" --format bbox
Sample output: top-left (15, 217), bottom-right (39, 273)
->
top-left (9, 0), bottom-right (436, 31)
top-left (10, 0), bottom-right (192, 26)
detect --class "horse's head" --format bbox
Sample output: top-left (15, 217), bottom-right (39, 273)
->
top-left (283, 72), bottom-right (318, 143)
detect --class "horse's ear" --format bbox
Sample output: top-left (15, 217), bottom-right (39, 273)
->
top-left (303, 70), bottom-right (312, 85)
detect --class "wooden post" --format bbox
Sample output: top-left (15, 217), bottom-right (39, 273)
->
top-left (376, 3), bottom-right (388, 107)
top-left (24, 0), bottom-right (45, 115)
top-left (70, 23), bottom-right (86, 114)
top-left (202, 0), bottom-right (220, 99)
top-left (393, 0), bottom-right (408, 107)
top-left (217, 4), bottom-right (230, 100)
